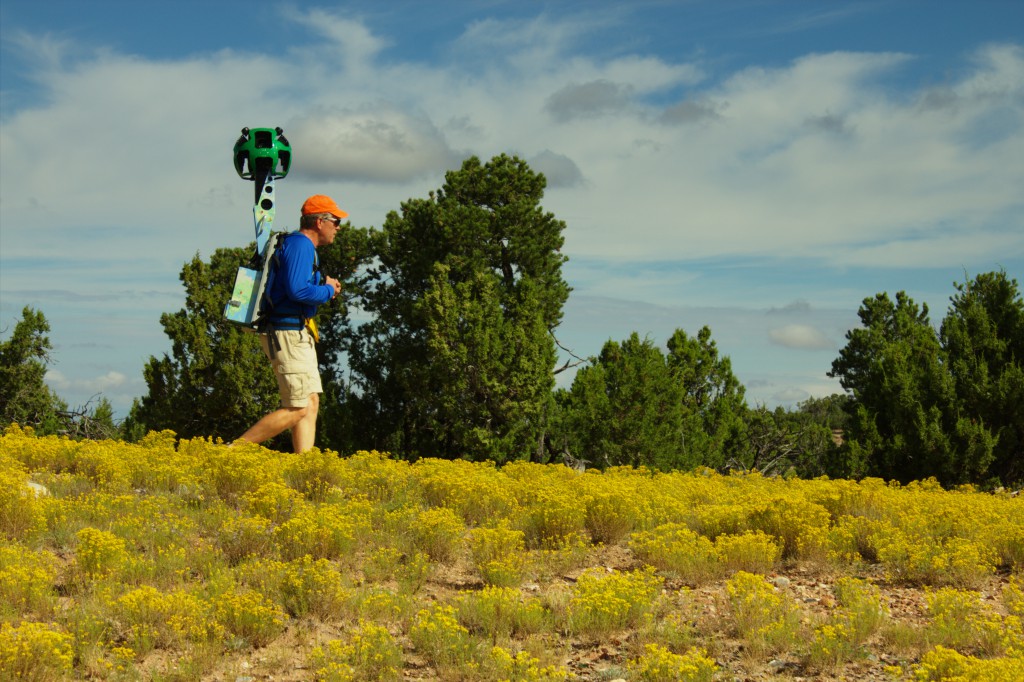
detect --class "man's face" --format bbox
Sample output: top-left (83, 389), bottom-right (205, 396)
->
top-left (319, 216), bottom-right (341, 244)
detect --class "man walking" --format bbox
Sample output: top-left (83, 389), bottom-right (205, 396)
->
top-left (236, 195), bottom-right (346, 452)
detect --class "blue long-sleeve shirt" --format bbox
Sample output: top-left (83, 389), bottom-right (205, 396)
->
top-left (265, 232), bottom-right (333, 326)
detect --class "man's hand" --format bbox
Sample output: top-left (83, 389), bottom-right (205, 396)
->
top-left (325, 276), bottom-right (342, 299)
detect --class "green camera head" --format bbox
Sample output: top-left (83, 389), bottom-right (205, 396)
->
top-left (233, 127), bottom-right (292, 181)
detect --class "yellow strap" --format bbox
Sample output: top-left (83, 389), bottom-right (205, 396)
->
top-left (305, 318), bottom-right (319, 343)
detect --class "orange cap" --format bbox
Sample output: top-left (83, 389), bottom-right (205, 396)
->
top-left (301, 194), bottom-right (349, 220)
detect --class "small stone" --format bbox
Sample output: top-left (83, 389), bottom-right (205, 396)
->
top-left (772, 576), bottom-right (791, 588)
top-left (769, 659), bottom-right (787, 672)
top-left (25, 481), bottom-right (49, 497)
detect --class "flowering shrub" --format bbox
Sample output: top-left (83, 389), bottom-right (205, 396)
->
top-left (807, 615), bottom-right (860, 670)
top-left (925, 587), bottom-right (1024, 656)
top-left (0, 460), bottom-right (47, 541)
top-left (629, 523), bottom-right (718, 584)
top-left (334, 450), bottom-right (414, 505)
top-left (833, 577), bottom-right (888, 644)
top-left (351, 586), bottom-right (412, 622)
top-left (725, 571), bottom-right (801, 655)
top-left (1003, 574), bottom-right (1024, 617)
top-left (194, 444), bottom-right (280, 504)
top-left (408, 506), bottom-right (465, 562)
top-left (75, 526), bottom-right (129, 579)
top-left (467, 524), bottom-right (526, 587)
top-left (362, 545), bottom-right (403, 583)
top-left (0, 544), bottom-right (58, 618)
top-left (217, 513), bottom-right (275, 565)
top-left (115, 584), bottom-right (231, 654)
top-left (309, 620), bottom-right (403, 682)
top-left (282, 448), bottom-right (347, 502)
top-left (413, 459), bottom-right (519, 526)
top-left (243, 481), bottom-right (304, 523)
top-left (876, 531), bottom-right (996, 588)
top-left (579, 475), bottom-right (646, 545)
top-left (746, 495), bottom-right (830, 561)
top-left (827, 514), bottom-right (889, 564)
top-left (275, 503), bottom-right (369, 561)
top-left (519, 486), bottom-right (588, 550)
top-left (487, 646), bottom-right (570, 681)
top-left (913, 645), bottom-right (1024, 681)
top-left (210, 588), bottom-right (286, 647)
top-left (714, 531), bottom-right (782, 575)
top-left (566, 567), bottom-right (662, 637)
top-left (455, 585), bottom-right (548, 639)
top-left (0, 620), bottom-right (75, 681)
top-left (628, 644), bottom-right (717, 682)
top-left (409, 604), bottom-right (477, 670)
top-left (277, 555), bottom-right (351, 619)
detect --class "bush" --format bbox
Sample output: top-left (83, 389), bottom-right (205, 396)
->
top-left (455, 586), bottom-right (547, 639)
top-left (467, 524), bottom-right (526, 587)
top-left (408, 506), bottom-right (465, 562)
top-left (0, 545), bottom-right (58, 618)
top-left (409, 604), bottom-right (477, 671)
top-left (628, 644), bottom-right (717, 682)
top-left (487, 646), bottom-right (570, 681)
top-left (913, 645), bottom-right (1024, 681)
top-left (0, 621), bottom-right (75, 681)
top-left (724, 571), bottom-right (801, 656)
top-left (308, 620), bottom-right (402, 682)
top-left (0, 463), bottom-right (47, 541)
top-left (629, 523), bottom-right (718, 584)
top-left (566, 567), bottom-right (662, 638)
top-left (714, 531), bottom-right (781, 575)
top-left (210, 588), bottom-right (286, 647)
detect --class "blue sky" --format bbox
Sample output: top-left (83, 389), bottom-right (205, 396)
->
top-left (1, 0), bottom-right (1022, 419)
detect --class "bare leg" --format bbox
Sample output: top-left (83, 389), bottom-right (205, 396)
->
top-left (291, 392), bottom-right (320, 453)
top-left (238, 405), bottom-right (308, 445)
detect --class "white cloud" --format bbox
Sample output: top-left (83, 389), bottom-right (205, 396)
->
top-left (283, 8), bottom-right (389, 72)
top-left (768, 324), bottom-right (835, 351)
top-left (288, 106), bottom-right (463, 182)
top-left (4, 13), bottom-right (1018, 272)
top-left (46, 370), bottom-right (127, 393)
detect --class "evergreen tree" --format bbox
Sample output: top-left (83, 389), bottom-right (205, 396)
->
top-left (346, 154), bottom-right (570, 462)
top-left (554, 326), bottom-right (747, 471)
top-left (830, 290), bottom-right (996, 485)
top-left (940, 270), bottom-right (1024, 485)
top-left (554, 333), bottom-right (683, 469)
top-left (666, 326), bottom-right (748, 470)
top-left (0, 307), bottom-right (65, 433)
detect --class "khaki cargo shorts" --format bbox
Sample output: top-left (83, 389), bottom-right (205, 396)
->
top-left (259, 329), bottom-right (322, 408)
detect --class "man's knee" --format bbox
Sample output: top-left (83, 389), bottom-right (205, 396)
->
top-left (283, 404), bottom-right (308, 424)
top-left (289, 395), bottom-right (318, 421)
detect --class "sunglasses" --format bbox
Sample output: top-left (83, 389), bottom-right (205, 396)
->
top-left (322, 216), bottom-right (341, 226)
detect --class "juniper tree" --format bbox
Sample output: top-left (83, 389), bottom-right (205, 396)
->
top-left (345, 155), bottom-right (570, 462)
